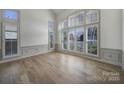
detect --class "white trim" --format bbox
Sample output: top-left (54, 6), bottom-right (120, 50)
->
top-left (122, 54), bottom-right (124, 70)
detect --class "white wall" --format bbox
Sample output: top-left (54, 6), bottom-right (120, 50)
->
top-left (122, 10), bottom-right (124, 52)
top-left (122, 10), bottom-right (124, 69)
top-left (0, 10), bottom-right (2, 49)
top-left (57, 9), bottom-right (122, 50)
top-left (100, 9), bottom-right (122, 50)
top-left (20, 9), bottom-right (56, 47)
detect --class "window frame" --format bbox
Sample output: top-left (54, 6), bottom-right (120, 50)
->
top-left (2, 9), bottom-right (20, 59)
top-left (68, 28), bottom-right (76, 51)
top-left (2, 9), bottom-right (19, 23)
top-left (48, 21), bottom-right (55, 50)
top-left (86, 23), bottom-right (100, 57)
top-left (61, 9), bottom-right (100, 57)
top-left (75, 27), bottom-right (85, 52)
top-left (61, 29), bottom-right (68, 50)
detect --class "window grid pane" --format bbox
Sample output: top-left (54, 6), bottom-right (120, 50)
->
top-left (75, 27), bottom-right (84, 52)
top-left (87, 41), bottom-right (97, 55)
top-left (69, 12), bottom-right (84, 27)
top-left (86, 25), bottom-right (98, 55)
top-left (62, 20), bottom-right (68, 29)
top-left (4, 24), bottom-right (18, 57)
top-left (49, 32), bottom-right (54, 48)
top-left (86, 10), bottom-right (99, 24)
top-left (5, 31), bottom-right (17, 39)
top-left (5, 40), bottom-right (12, 56)
top-left (62, 31), bottom-right (68, 49)
top-left (69, 29), bottom-right (75, 50)
top-left (4, 10), bottom-right (18, 21)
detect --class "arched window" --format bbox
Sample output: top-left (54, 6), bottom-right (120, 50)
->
top-left (61, 10), bottom-right (100, 56)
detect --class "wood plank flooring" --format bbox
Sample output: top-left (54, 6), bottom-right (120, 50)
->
top-left (0, 52), bottom-right (124, 84)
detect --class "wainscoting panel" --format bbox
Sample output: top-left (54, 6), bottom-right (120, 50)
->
top-left (56, 43), bottom-right (122, 66)
top-left (0, 50), bottom-right (1, 61)
top-left (100, 48), bottom-right (122, 66)
top-left (0, 44), bottom-right (51, 64)
top-left (122, 54), bottom-right (124, 70)
top-left (22, 44), bottom-right (49, 57)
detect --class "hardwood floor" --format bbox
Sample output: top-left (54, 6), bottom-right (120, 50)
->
top-left (0, 52), bottom-right (124, 84)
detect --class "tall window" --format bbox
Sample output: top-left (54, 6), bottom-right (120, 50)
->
top-left (86, 10), bottom-right (99, 55)
top-left (48, 21), bottom-right (55, 50)
top-left (5, 24), bottom-right (18, 56)
top-left (62, 30), bottom-right (68, 49)
top-left (68, 29), bottom-right (75, 50)
top-left (75, 27), bottom-right (84, 52)
top-left (2, 10), bottom-right (19, 58)
top-left (61, 19), bottom-right (68, 50)
top-left (86, 25), bottom-right (98, 55)
top-left (61, 10), bottom-right (99, 56)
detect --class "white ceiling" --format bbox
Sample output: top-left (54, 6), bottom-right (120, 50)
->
top-left (52, 9), bottom-right (66, 15)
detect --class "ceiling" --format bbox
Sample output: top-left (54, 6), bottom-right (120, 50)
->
top-left (52, 9), bottom-right (66, 15)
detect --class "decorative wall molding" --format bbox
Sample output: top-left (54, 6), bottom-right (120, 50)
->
top-left (122, 54), bottom-right (124, 70)
top-left (21, 44), bottom-right (49, 57)
top-left (0, 51), bottom-right (1, 60)
top-left (100, 48), bottom-right (122, 66)
top-left (0, 44), bottom-right (53, 64)
top-left (56, 44), bottom-right (122, 66)
top-left (122, 64), bottom-right (124, 70)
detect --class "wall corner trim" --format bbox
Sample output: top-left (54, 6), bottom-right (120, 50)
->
top-left (122, 54), bottom-right (124, 70)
